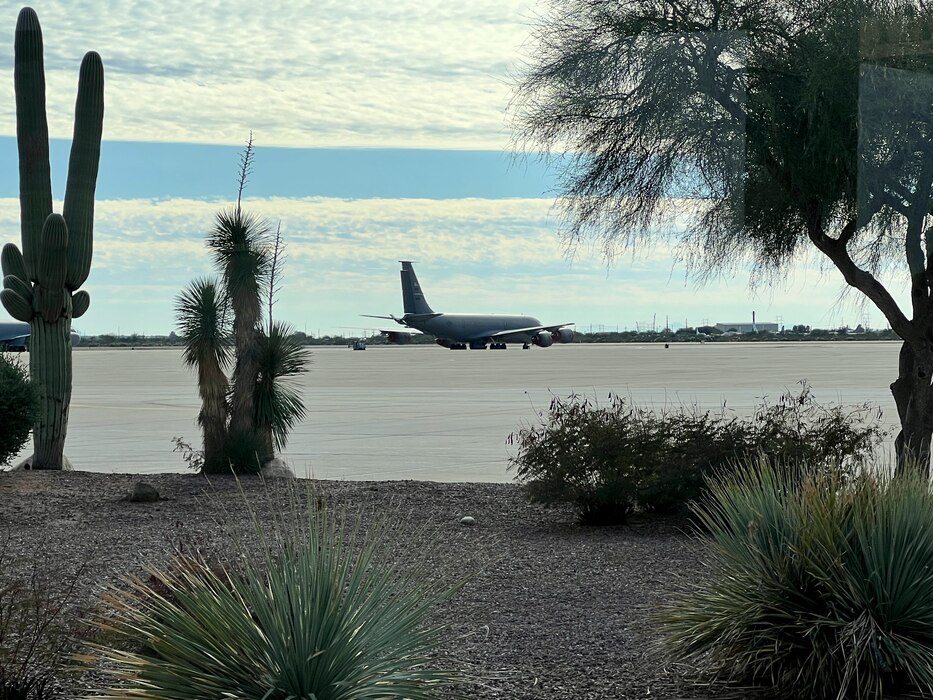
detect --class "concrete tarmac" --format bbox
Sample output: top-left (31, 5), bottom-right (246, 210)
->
top-left (8, 341), bottom-right (902, 480)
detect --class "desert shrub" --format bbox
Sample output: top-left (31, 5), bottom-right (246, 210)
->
top-left (0, 355), bottom-right (38, 467)
top-left (171, 433), bottom-right (266, 474)
top-left (0, 538), bottom-right (86, 700)
top-left (507, 383), bottom-right (886, 524)
top-left (661, 460), bottom-right (933, 699)
top-left (86, 483), bottom-right (471, 700)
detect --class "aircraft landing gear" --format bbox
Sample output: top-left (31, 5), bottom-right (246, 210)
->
top-left (522, 342), bottom-right (530, 350)
top-left (449, 343), bottom-right (467, 350)
top-left (489, 342), bottom-right (507, 350)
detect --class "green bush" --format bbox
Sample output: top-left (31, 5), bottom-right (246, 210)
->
top-left (507, 383), bottom-right (886, 524)
top-left (661, 461), bottom-right (933, 699)
top-left (86, 485), bottom-right (470, 700)
top-left (0, 354), bottom-right (37, 468)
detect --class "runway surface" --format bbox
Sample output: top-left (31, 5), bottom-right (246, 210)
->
top-left (8, 341), bottom-right (903, 480)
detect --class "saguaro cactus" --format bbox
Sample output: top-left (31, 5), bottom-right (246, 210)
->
top-left (0, 7), bottom-right (104, 469)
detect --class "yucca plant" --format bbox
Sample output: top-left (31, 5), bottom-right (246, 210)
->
top-left (174, 278), bottom-right (230, 473)
top-left (84, 484), bottom-right (470, 700)
top-left (662, 459), bottom-right (933, 699)
top-left (254, 320), bottom-right (308, 457)
top-left (207, 205), bottom-right (269, 444)
top-left (175, 137), bottom-right (307, 473)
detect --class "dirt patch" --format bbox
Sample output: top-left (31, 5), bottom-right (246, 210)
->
top-left (0, 471), bottom-right (709, 699)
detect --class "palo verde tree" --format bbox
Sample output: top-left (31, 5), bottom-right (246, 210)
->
top-left (175, 138), bottom-right (307, 474)
top-left (511, 0), bottom-right (933, 473)
top-left (0, 8), bottom-right (104, 470)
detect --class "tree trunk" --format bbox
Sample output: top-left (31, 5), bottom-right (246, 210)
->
top-left (890, 340), bottom-right (933, 476)
top-left (228, 314), bottom-right (262, 471)
top-left (258, 428), bottom-right (274, 466)
top-left (201, 416), bottom-right (228, 473)
top-left (198, 362), bottom-right (229, 474)
top-left (28, 315), bottom-right (72, 469)
top-left (229, 337), bottom-right (258, 436)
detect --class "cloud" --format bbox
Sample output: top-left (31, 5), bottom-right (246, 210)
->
top-left (0, 194), bottom-right (908, 335)
top-left (0, 1), bottom-right (537, 148)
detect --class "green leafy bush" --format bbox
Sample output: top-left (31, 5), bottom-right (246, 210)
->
top-left (507, 383), bottom-right (886, 524)
top-left (0, 354), bottom-right (37, 468)
top-left (662, 461), bottom-right (933, 699)
top-left (86, 485), bottom-right (470, 700)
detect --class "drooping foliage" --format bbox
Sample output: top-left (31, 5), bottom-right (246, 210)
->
top-left (512, 0), bottom-right (933, 472)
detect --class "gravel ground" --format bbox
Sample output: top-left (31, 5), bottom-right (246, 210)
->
top-left (0, 471), bottom-right (710, 699)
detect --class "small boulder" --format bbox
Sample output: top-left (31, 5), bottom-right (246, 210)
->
top-left (128, 482), bottom-right (160, 503)
top-left (459, 516), bottom-right (476, 527)
top-left (261, 458), bottom-right (295, 479)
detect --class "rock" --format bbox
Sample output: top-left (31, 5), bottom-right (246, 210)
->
top-left (459, 516), bottom-right (476, 527)
top-left (128, 482), bottom-right (160, 503)
top-left (261, 458), bottom-right (295, 479)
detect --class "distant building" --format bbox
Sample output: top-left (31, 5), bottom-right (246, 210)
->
top-left (715, 322), bottom-right (779, 333)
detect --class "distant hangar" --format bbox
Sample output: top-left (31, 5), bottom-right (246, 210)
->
top-left (714, 322), bottom-right (779, 333)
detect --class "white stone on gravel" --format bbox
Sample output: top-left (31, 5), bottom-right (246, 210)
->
top-left (261, 458), bottom-right (295, 479)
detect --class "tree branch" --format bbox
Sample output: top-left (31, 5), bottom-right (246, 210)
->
top-left (808, 224), bottom-right (913, 338)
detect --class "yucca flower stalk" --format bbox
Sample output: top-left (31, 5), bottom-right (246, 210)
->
top-left (84, 482), bottom-right (471, 700)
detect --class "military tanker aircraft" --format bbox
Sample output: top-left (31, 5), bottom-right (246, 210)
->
top-left (0, 320), bottom-right (80, 351)
top-left (364, 261), bottom-right (574, 350)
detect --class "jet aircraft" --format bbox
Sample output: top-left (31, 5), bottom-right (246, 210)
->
top-left (0, 322), bottom-right (30, 351)
top-left (364, 261), bottom-right (574, 350)
top-left (0, 321), bottom-right (80, 352)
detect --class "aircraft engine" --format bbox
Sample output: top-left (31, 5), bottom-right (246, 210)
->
top-left (383, 331), bottom-right (413, 345)
top-left (533, 330), bottom-right (554, 347)
top-left (555, 327), bottom-right (574, 343)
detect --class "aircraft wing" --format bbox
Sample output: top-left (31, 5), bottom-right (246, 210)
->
top-left (378, 327), bottom-right (423, 335)
top-left (362, 313), bottom-right (440, 329)
top-left (485, 323), bottom-right (574, 339)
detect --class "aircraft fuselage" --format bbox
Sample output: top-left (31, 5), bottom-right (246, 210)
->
top-left (404, 313), bottom-right (543, 343)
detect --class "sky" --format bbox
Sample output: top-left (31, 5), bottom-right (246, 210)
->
top-left (0, 1), bottom-right (909, 336)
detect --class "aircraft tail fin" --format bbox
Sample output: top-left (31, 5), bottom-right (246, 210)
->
top-left (399, 261), bottom-right (434, 315)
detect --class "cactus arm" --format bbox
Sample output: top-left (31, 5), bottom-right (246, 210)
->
top-left (35, 213), bottom-right (68, 321)
top-left (62, 51), bottom-right (104, 291)
top-left (37, 213), bottom-right (67, 290)
top-left (3, 274), bottom-right (33, 301)
top-left (14, 7), bottom-right (52, 282)
top-left (71, 290), bottom-right (90, 318)
top-left (0, 288), bottom-right (33, 322)
top-left (1, 243), bottom-right (29, 281)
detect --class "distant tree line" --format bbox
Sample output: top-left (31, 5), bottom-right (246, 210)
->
top-left (78, 326), bottom-right (898, 347)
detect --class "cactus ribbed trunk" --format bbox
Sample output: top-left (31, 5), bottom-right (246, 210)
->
top-left (29, 316), bottom-right (72, 469)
